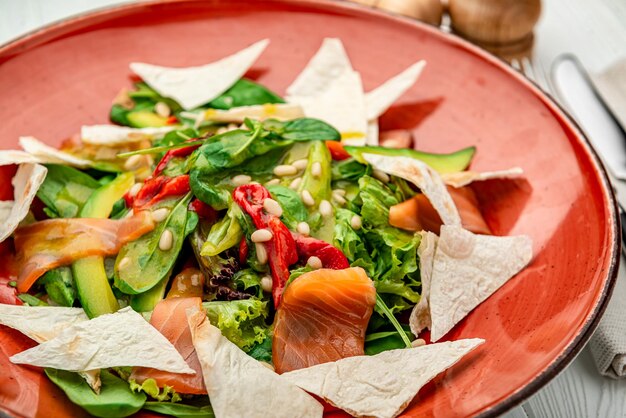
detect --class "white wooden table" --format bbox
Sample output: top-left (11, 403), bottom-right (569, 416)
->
top-left (1, 0), bottom-right (626, 416)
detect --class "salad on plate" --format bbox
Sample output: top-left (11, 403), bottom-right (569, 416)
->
top-left (0, 38), bottom-right (533, 418)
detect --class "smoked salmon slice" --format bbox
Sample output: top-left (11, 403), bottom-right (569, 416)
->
top-left (131, 297), bottom-right (206, 395)
top-left (272, 267), bottom-right (376, 374)
top-left (389, 186), bottom-right (491, 235)
top-left (13, 212), bottom-right (155, 292)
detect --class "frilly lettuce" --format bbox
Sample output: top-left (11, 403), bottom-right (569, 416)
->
top-left (202, 299), bottom-right (270, 352)
top-left (129, 378), bottom-right (181, 403)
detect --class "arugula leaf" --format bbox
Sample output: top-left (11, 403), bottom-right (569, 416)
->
top-left (39, 267), bottom-right (76, 307)
top-left (37, 165), bottom-right (100, 218)
top-left (374, 294), bottom-right (412, 349)
top-left (202, 299), bottom-right (270, 351)
top-left (143, 402), bottom-right (214, 418)
top-left (208, 79), bottom-right (284, 110)
top-left (46, 369), bottom-right (146, 418)
top-left (114, 195), bottom-right (194, 294)
top-left (267, 185), bottom-right (308, 229)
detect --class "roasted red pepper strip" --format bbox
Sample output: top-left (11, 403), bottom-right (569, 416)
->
top-left (232, 184), bottom-right (298, 307)
top-left (325, 141), bottom-right (351, 161)
top-left (152, 143), bottom-right (200, 178)
top-left (129, 175), bottom-right (191, 211)
top-left (189, 199), bottom-right (218, 222)
top-left (293, 235), bottom-right (350, 270)
top-left (239, 238), bottom-right (249, 265)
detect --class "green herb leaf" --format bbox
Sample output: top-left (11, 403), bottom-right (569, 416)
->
top-left (374, 294), bottom-right (412, 349)
top-left (46, 369), bottom-right (146, 418)
top-left (268, 118), bottom-right (341, 142)
top-left (208, 79), bottom-right (285, 110)
top-left (267, 185), bottom-right (308, 229)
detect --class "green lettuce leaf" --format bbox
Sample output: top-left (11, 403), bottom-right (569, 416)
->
top-left (202, 299), bottom-right (270, 351)
top-left (201, 205), bottom-right (243, 257)
top-left (129, 378), bottom-right (181, 403)
top-left (37, 164), bottom-right (100, 218)
top-left (208, 78), bottom-right (284, 110)
top-left (247, 336), bottom-right (273, 363)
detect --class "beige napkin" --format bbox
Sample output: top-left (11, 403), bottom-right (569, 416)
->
top-left (588, 57), bottom-right (626, 378)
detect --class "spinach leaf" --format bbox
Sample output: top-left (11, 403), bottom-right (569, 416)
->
top-left (40, 267), bottom-right (76, 307)
top-left (202, 299), bottom-right (270, 352)
top-left (37, 165), bottom-right (100, 218)
top-left (208, 79), bottom-right (284, 110)
top-left (201, 205), bottom-right (243, 257)
top-left (114, 195), bottom-right (193, 294)
top-left (267, 185), bottom-right (307, 229)
top-left (143, 402), bottom-right (214, 418)
top-left (331, 158), bottom-right (370, 181)
top-left (46, 369), bottom-right (146, 418)
top-left (262, 118), bottom-right (340, 141)
top-left (247, 336), bottom-right (272, 363)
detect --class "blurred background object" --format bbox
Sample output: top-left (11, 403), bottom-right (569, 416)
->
top-left (347, 0), bottom-right (541, 63)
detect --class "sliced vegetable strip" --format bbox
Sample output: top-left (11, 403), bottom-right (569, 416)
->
top-left (14, 212), bottom-right (155, 292)
top-left (232, 184), bottom-right (297, 307)
top-left (293, 235), bottom-right (349, 270)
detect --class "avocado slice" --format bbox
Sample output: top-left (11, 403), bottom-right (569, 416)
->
top-left (344, 145), bottom-right (476, 174)
top-left (129, 273), bottom-right (171, 312)
top-left (72, 173), bottom-right (135, 318)
top-left (127, 110), bottom-right (169, 128)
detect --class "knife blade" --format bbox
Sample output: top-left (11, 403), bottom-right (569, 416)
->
top-left (551, 55), bottom-right (626, 254)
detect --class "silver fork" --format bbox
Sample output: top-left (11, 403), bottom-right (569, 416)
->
top-left (510, 55), bottom-right (553, 93)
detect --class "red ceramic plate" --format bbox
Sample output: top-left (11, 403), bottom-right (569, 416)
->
top-left (0, 1), bottom-right (619, 417)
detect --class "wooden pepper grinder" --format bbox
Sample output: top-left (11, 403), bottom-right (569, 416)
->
top-left (448, 0), bottom-right (541, 62)
top-left (350, 0), bottom-right (444, 26)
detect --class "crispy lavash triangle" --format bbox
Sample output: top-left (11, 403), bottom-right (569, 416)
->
top-left (362, 153), bottom-right (461, 225)
top-left (442, 167), bottom-right (524, 188)
top-left (364, 60), bottom-right (426, 120)
top-left (282, 339), bottom-right (484, 418)
top-left (186, 307), bottom-right (323, 418)
top-left (409, 231), bottom-right (438, 337)
top-left (130, 39), bottom-right (269, 110)
top-left (10, 307), bottom-right (195, 375)
top-left (0, 201), bottom-right (14, 222)
top-left (0, 305), bottom-right (102, 392)
top-left (81, 124), bottom-right (176, 145)
top-left (428, 225), bottom-right (533, 342)
top-left (203, 103), bottom-right (304, 123)
top-left (19, 136), bottom-right (93, 168)
top-left (0, 162), bottom-right (47, 243)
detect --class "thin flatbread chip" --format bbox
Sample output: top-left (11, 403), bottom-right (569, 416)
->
top-left (286, 38), bottom-right (353, 98)
top-left (0, 201), bottom-right (13, 222)
top-left (365, 60), bottom-right (426, 120)
top-left (0, 163), bottom-right (47, 243)
top-left (204, 103), bottom-right (304, 123)
top-left (409, 231), bottom-right (438, 337)
top-left (0, 305), bottom-right (88, 343)
top-left (442, 167), bottom-right (524, 188)
top-left (429, 225), bottom-right (533, 341)
top-left (10, 307), bottom-right (195, 374)
top-left (186, 308), bottom-right (323, 418)
top-left (362, 153), bottom-right (461, 226)
top-left (0, 150), bottom-right (41, 166)
top-left (130, 39), bottom-right (269, 110)
top-left (282, 338), bottom-right (484, 418)
top-left (19, 136), bottom-right (93, 168)
top-left (81, 124), bottom-right (176, 145)
top-left (365, 120), bottom-right (379, 146)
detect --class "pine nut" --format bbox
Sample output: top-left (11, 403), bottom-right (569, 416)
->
top-left (159, 229), bottom-right (174, 251)
top-left (273, 165), bottom-right (298, 177)
top-left (296, 222), bottom-right (310, 236)
top-left (301, 190), bottom-right (315, 206)
top-left (260, 276), bottom-right (273, 292)
top-left (263, 198), bottom-right (283, 217)
top-left (255, 243), bottom-right (268, 265)
top-left (265, 179), bottom-right (280, 186)
top-left (118, 256), bottom-right (132, 271)
top-left (372, 169), bottom-right (390, 183)
top-left (154, 101), bottom-right (171, 118)
top-left (292, 159), bottom-right (309, 170)
top-left (124, 154), bottom-right (144, 171)
top-left (350, 215), bottom-right (362, 230)
top-left (151, 208), bottom-right (170, 223)
top-left (128, 183), bottom-right (142, 198)
top-left (334, 189), bottom-right (346, 196)
top-left (251, 229), bottom-right (273, 243)
top-left (311, 162), bottom-right (322, 178)
top-left (232, 174), bottom-right (251, 186)
top-left (318, 199), bottom-right (333, 217)
top-left (307, 256), bottom-right (323, 269)
top-left (411, 338), bottom-right (426, 348)
top-left (289, 177), bottom-right (302, 190)
top-left (332, 192), bottom-right (346, 205)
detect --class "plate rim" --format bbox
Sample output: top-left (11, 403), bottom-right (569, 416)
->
top-left (0, 0), bottom-right (620, 416)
